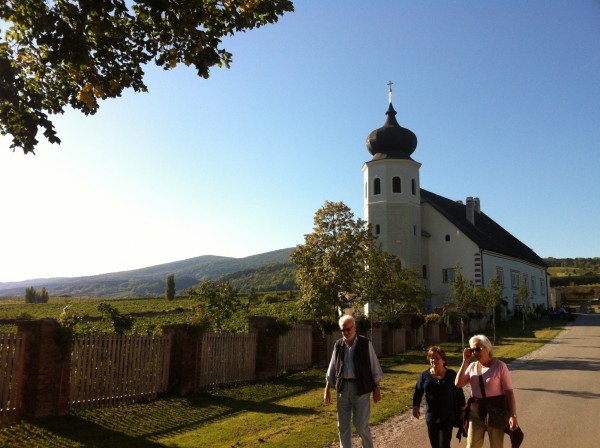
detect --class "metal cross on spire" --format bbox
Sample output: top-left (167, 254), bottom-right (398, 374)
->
top-left (387, 80), bottom-right (394, 104)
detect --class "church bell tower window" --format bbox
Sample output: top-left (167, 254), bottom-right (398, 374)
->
top-left (374, 178), bottom-right (381, 195)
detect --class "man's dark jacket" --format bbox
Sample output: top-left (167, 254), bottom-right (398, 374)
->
top-left (333, 335), bottom-right (375, 395)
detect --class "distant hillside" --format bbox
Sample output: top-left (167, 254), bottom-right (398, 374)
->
top-left (0, 248), bottom-right (295, 298)
top-left (2, 253), bottom-right (596, 299)
top-left (216, 261), bottom-right (297, 292)
top-left (546, 257), bottom-right (600, 286)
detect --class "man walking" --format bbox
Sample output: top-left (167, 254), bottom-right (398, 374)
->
top-left (324, 315), bottom-right (384, 448)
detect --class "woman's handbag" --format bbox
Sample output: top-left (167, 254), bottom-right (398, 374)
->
top-left (477, 362), bottom-right (510, 431)
top-left (485, 401), bottom-right (510, 430)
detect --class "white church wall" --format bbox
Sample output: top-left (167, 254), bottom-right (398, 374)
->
top-left (480, 251), bottom-right (549, 313)
top-left (422, 204), bottom-right (480, 310)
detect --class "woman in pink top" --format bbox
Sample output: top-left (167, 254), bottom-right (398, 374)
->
top-left (455, 334), bottom-right (519, 448)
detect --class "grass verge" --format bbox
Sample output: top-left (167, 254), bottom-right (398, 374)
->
top-left (0, 319), bottom-right (566, 447)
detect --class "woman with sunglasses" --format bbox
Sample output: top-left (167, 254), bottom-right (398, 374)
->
top-left (455, 334), bottom-right (519, 448)
top-left (412, 346), bottom-right (465, 448)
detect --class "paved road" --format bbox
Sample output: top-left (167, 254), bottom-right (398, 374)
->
top-left (349, 314), bottom-right (600, 447)
top-left (505, 313), bottom-right (600, 447)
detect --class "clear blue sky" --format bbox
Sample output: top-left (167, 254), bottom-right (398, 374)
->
top-left (1, 1), bottom-right (599, 282)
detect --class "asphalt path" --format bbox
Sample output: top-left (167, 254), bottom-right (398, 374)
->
top-left (421, 314), bottom-right (600, 447)
top-left (337, 314), bottom-right (600, 447)
top-left (503, 313), bottom-right (600, 447)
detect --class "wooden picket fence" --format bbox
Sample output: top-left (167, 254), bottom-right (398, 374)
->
top-left (277, 324), bottom-right (312, 373)
top-left (196, 332), bottom-right (257, 390)
top-left (69, 334), bottom-right (171, 410)
top-left (0, 334), bottom-right (24, 425)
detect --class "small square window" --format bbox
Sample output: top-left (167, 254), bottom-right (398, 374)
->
top-left (443, 268), bottom-right (455, 283)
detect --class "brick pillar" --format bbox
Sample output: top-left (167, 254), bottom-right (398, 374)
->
top-left (17, 319), bottom-right (71, 420)
top-left (249, 316), bottom-right (278, 380)
top-left (302, 320), bottom-right (330, 368)
top-left (381, 324), bottom-right (392, 355)
top-left (439, 323), bottom-right (447, 342)
top-left (162, 324), bottom-right (201, 395)
top-left (423, 324), bottom-right (433, 346)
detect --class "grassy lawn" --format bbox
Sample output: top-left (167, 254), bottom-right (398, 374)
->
top-left (0, 318), bottom-right (566, 447)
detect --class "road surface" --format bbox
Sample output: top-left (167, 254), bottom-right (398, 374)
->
top-left (328, 314), bottom-right (600, 447)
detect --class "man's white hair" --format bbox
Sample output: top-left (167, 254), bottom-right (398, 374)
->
top-left (339, 314), bottom-right (355, 328)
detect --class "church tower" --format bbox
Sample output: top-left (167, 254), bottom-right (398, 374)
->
top-left (362, 83), bottom-right (422, 269)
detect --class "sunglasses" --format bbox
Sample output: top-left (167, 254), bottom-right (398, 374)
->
top-left (341, 326), bottom-right (354, 333)
top-left (470, 347), bottom-right (484, 353)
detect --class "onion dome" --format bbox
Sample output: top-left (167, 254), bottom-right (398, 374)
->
top-left (366, 102), bottom-right (418, 160)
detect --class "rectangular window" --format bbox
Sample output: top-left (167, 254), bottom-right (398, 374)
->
top-left (495, 266), bottom-right (504, 285)
top-left (531, 276), bottom-right (536, 294)
top-left (443, 268), bottom-right (455, 283)
top-left (510, 270), bottom-right (520, 289)
top-left (522, 274), bottom-right (529, 290)
top-left (540, 278), bottom-right (546, 296)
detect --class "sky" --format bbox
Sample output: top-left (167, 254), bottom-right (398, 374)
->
top-left (1, 0), bottom-right (599, 283)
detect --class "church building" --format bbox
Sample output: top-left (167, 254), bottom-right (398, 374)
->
top-left (362, 86), bottom-right (549, 313)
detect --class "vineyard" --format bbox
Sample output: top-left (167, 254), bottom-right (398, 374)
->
top-left (0, 291), bottom-right (299, 334)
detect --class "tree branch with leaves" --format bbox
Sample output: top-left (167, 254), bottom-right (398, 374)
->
top-left (0, 0), bottom-right (294, 153)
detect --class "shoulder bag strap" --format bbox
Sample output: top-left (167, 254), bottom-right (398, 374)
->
top-left (477, 361), bottom-right (488, 408)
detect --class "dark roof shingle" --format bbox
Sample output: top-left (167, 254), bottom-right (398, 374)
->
top-left (420, 189), bottom-right (547, 268)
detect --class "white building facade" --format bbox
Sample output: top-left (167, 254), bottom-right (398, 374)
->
top-left (363, 96), bottom-right (549, 313)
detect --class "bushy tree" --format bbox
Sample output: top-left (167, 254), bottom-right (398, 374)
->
top-left (478, 276), bottom-right (504, 344)
top-left (188, 280), bottom-right (241, 332)
top-left (24, 286), bottom-right (36, 303)
top-left (290, 201), bottom-right (375, 320)
top-left (24, 286), bottom-right (49, 303)
top-left (36, 287), bottom-right (49, 303)
top-left (449, 265), bottom-right (479, 347)
top-left (360, 246), bottom-right (429, 327)
top-left (165, 273), bottom-right (175, 301)
top-left (0, 0), bottom-right (294, 153)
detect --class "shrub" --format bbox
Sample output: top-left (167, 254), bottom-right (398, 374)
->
top-left (424, 313), bottom-right (441, 326)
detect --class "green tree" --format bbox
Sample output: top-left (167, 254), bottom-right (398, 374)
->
top-left (165, 273), bottom-right (175, 301)
top-left (0, 0), bottom-right (294, 154)
top-left (36, 287), bottom-right (49, 303)
top-left (291, 201), bottom-right (375, 320)
top-left (478, 276), bottom-right (504, 344)
top-left (516, 279), bottom-right (531, 331)
top-left (24, 286), bottom-right (36, 303)
top-left (360, 246), bottom-right (396, 322)
top-left (449, 265), bottom-right (479, 348)
top-left (360, 247), bottom-right (429, 327)
top-left (188, 280), bottom-right (241, 332)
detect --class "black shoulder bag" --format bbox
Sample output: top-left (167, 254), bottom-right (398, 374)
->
top-left (477, 362), bottom-right (510, 431)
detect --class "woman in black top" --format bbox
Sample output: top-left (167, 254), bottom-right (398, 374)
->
top-left (412, 346), bottom-right (462, 448)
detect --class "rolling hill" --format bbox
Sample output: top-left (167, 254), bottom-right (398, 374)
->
top-left (0, 248), bottom-right (295, 298)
